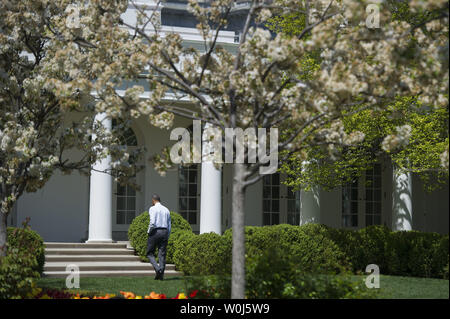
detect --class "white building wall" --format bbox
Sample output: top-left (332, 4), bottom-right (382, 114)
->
top-left (16, 168), bottom-right (89, 243)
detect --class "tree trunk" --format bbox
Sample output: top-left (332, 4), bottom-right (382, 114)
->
top-left (231, 163), bottom-right (246, 299)
top-left (0, 211), bottom-right (7, 257)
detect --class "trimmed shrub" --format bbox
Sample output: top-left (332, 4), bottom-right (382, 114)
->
top-left (223, 224), bottom-right (347, 274)
top-left (386, 231), bottom-right (449, 278)
top-left (245, 244), bottom-right (375, 299)
top-left (7, 226), bottom-right (45, 275)
top-left (128, 211), bottom-right (192, 263)
top-left (173, 232), bottom-right (231, 275)
top-left (0, 248), bottom-right (40, 299)
top-left (1, 223), bottom-right (43, 299)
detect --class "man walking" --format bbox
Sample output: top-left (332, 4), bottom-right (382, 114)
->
top-left (146, 194), bottom-right (171, 280)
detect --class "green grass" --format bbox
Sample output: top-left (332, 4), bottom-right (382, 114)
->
top-left (36, 275), bottom-right (449, 299)
top-left (368, 275), bottom-right (449, 299)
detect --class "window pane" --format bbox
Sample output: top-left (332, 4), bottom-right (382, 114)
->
top-left (179, 183), bottom-right (187, 197)
top-left (366, 215), bottom-right (373, 227)
top-left (189, 198), bottom-right (197, 210)
top-left (272, 186), bottom-right (280, 199)
top-left (271, 200), bottom-right (279, 212)
top-left (127, 186), bottom-right (136, 197)
top-left (117, 185), bottom-right (126, 196)
top-left (179, 169), bottom-right (188, 184)
top-left (117, 197), bottom-right (126, 210)
top-left (342, 215), bottom-right (350, 227)
top-left (366, 189), bottom-right (373, 201)
top-left (263, 186), bottom-right (271, 198)
top-left (179, 198), bottom-right (187, 211)
top-left (374, 190), bottom-right (381, 201)
top-left (351, 202), bottom-right (358, 214)
top-left (272, 173), bottom-right (280, 185)
top-left (116, 211), bottom-right (125, 224)
top-left (374, 202), bottom-right (381, 214)
top-left (288, 200), bottom-right (295, 213)
top-left (263, 213), bottom-right (271, 226)
top-left (351, 188), bottom-right (358, 200)
top-left (127, 197), bottom-right (136, 211)
top-left (180, 212), bottom-right (188, 220)
top-left (374, 164), bottom-right (381, 175)
top-left (272, 213), bottom-right (279, 225)
top-left (189, 212), bottom-right (197, 225)
top-left (287, 189), bottom-right (295, 199)
top-left (189, 184), bottom-right (197, 197)
top-left (126, 212), bottom-right (135, 224)
top-left (366, 202), bottom-right (373, 214)
top-left (351, 215), bottom-right (358, 227)
top-left (189, 170), bottom-right (197, 183)
top-left (374, 177), bottom-right (381, 188)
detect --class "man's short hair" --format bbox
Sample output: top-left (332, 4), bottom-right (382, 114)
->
top-left (152, 194), bottom-right (161, 202)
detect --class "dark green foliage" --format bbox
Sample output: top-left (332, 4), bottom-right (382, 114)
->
top-left (224, 224), bottom-right (348, 274)
top-left (327, 226), bottom-right (448, 278)
top-left (128, 211), bottom-right (192, 263)
top-left (1, 223), bottom-right (44, 299)
top-left (386, 231), bottom-right (449, 278)
top-left (7, 226), bottom-right (45, 275)
top-left (245, 244), bottom-right (375, 299)
top-left (173, 232), bottom-right (231, 276)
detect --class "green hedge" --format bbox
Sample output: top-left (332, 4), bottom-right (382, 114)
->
top-left (7, 226), bottom-right (45, 275)
top-left (173, 232), bottom-right (231, 275)
top-left (225, 224), bottom-right (348, 274)
top-left (1, 225), bottom-right (44, 299)
top-left (174, 224), bottom-right (448, 279)
top-left (128, 211), bottom-right (193, 263)
top-left (327, 226), bottom-right (449, 278)
top-left (129, 212), bottom-right (449, 279)
top-left (386, 231), bottom-right (449, 278)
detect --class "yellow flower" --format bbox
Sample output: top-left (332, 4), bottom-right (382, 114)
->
top-left (176, 293), bottom-right (187, 299)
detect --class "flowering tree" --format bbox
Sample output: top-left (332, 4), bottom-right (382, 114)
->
top-left (271, 1), bottom-right (449, 193)
top-left (2, 0), bottom-right (448, 298)
top-left (0, 1), bottom-right (142, 257)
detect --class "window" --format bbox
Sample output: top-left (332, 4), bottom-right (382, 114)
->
top-left (262, 173), bottom-right (280, 226)
top-left (365, 164), bottom-right (382, 226)
top-left (116, 183), bottom-right (136, 225)
top-left (113, 123), bottom-right (138, 225)
top-left (342, 178), bottom-right (358, 227)
top-left (287, 186), bottom-right (301, 225)
top-left (179, 164), bottom-right (199, 225)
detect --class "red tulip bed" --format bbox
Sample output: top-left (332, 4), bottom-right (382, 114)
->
top-left (28, 286), bottom-right (199, 299)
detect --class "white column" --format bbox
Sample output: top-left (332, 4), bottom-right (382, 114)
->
top-left (392, 166), bottom-right (413, 231)
top-left (299, 161), bottom-right (320, 225)
top-left (199, 123), bottom-right (222, 234)
top-left (300, 187), bottom-right (320, 225)
top-left (87, 113), bottom-right (113, 243)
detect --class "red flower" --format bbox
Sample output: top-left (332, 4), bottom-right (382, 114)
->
top-left (189, 290), bottom-right (198, 298)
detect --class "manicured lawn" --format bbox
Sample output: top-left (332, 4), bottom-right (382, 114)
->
top-left (36, 275), bottom-right (449, 299)
top-left (367, 275), bottom-right (449, 299)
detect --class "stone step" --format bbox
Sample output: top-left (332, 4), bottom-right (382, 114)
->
top-left (45, 242), bottom-right (128, 249)
top-left (44, 262), bottom-right (176, 272)
top-left (43, 270), bottom-right (182, 278)
top-left (45, 248), bottom-right (135, 256)
top-left (45, 255), bottom-right (141, 262)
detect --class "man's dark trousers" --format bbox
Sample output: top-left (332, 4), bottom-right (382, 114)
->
top-left (146, 228), bottom-right (169, 277)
